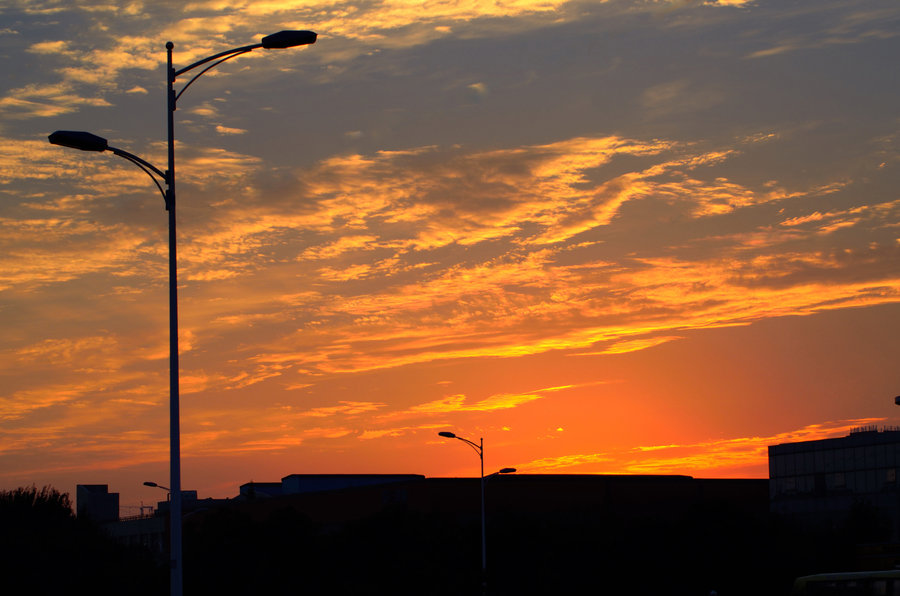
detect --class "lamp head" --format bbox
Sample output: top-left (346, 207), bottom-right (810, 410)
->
top-left (438, 431), bottom-right (456, 439)
top-left (261, 30), bottom-right (317, 49)
top-left (498, 468), bottom-right (517, 474)
top-left (48, 130), bottom-right (109, 152)
top-left (143, 481), bottom-right (158, 488)
top-left (895, 396), bottom-right (900, 406)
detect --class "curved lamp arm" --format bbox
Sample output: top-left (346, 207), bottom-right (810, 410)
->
top-left (485, 468), bottom-right (517, 482)
top-left (110, 147), bottom-right (168, 201)
top-left (174, 45), bottom-right (256, 102)
top-left (143, 481), bottom-right (171, 491)
top-left (48, 130), bottom-right (168, 204)
top-left (172, 30), bottom-right (317, 104)
top-left (174, 43), bottom-right (260, 80)
top-left (438, 431), bottom-right (482, 457)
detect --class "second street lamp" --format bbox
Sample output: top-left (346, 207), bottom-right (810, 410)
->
top-left (143, 481), bottom-right (171, 490)
top-left (438, 431), bottom-right (515, 594)
top-left (144, 481), bottom-right (172, 501)
top-left (48, 29), bottom-right (316, 596)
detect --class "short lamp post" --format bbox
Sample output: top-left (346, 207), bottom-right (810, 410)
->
top-left (438, 431), bottom-right (515, 594)
top-left (48, 30), bottom-right (316, 596)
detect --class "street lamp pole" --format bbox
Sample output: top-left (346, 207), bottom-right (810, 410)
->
top-left (164, 40), bottom-right (183, 596)
top-left (438, 431), bottom-right (515, 594)
top-left (48, 30), bottom-right (316, 596)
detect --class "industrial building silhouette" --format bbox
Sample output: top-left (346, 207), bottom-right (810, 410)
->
top-left (73, 429), bottom-right (900, 594)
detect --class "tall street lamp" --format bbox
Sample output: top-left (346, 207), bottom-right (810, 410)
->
top-left (438, 431), bottom-right (515, 594)
top-left (48, 29), bottom-right (316, 596)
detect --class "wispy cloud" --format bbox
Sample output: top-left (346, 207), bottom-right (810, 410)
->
top-left (294, 401), bottom-right (386, 418)
top-left (377, 384), bottom-right (588, 423)
top-left (745, 6), bottom-right (900, 59)
top-left (137, 127), bottom-right (898, 381)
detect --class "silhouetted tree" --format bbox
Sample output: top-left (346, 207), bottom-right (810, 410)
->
top-left (0, 485), bottom-right (165, 594)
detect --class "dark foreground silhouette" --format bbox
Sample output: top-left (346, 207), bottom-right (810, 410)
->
top-left (0, 486), bottom-right (165, 594)
top-left (2, 481), bottom-right (892, 595)
top-left (181, 498), bottom-right (882, 595)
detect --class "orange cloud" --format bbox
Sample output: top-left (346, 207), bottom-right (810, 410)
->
top-left (21, 130), bottom-right (899, 410)
top-left (295, 401), bottom-right (386, 418)
top-left (578, 336), bottom-right (684, 355)
top-left (375, 384), bottom-right (583, 425)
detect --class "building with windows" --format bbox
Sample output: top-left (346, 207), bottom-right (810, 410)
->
top-left (769, 426), bottom-right (900, 537)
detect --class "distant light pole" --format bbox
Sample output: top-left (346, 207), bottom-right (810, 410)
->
top-left (438, 431), bottom-right (515, 594)
top-left (48, 29), bottom-right (316, 596)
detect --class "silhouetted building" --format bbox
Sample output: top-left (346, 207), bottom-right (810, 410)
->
top-left (178, 474), bottom-right (771, 595)
top-left (108, 488), bottom-right (226, 554)
top-left (234, 475), bottom-right (425, 502)
top-left (103, 472), bottom-right (769, 565)
top-left (281, 473), bottom-right (425, 495)
top-left (185, 473), bottom-right (767, 529)
top-left (76, 484), bottom-right (119, 523)
top-left (106, 513), bottom-right (167, 554)
top-left (238, 481), bottom-right (284, 499)
top-left (769, 426), bottom-right (900, 537)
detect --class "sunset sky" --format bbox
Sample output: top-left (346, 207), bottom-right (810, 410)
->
top-left (2, 0), bottom-right (899, 511)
